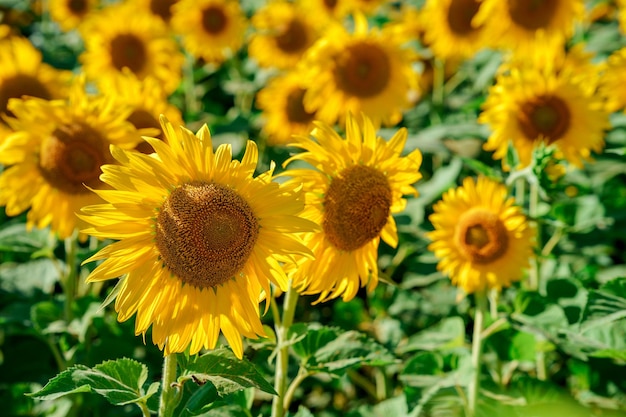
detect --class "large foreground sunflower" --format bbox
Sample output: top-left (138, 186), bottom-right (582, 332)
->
top-left (0, 36), bottom-right (71, 126)
top-left (256, 71), bottom-right (318, 146)
top-left (0, 81), bottom-right (140, 239)
top-left (474, 0), bottom-right (584, 58)
top-left (428, 177), bottom-right (535, 294)
top-left (421, 0), bottom-right (488, 60)
top-left (80, 2), bottom-right (183, 94)
top-left (282, 113), bottom-right (422, 302)
top-left (171, 0), bottom-right (246, 65)
top-left (81, 117), bottom-right (314, 358)
top-left (249, 1), bottom-right (319, 70)
top-left (479, 60), bottom-right (609, 169)
top-left (300, 14), bottom-right (417, 127)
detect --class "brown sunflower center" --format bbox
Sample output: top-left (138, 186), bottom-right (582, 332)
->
top-left (39, 123), bottom-right (110, 194)
top-left (456, 208), bottom-right (509, 264)
top-left (67, 0), bottom-right (88, 14)
top-left (149, 0), bottom-right (177, 22)
top-left (517, 94), bottom-right (570, 144)
top-left (155, 181), bottom-right (259, 289)
top-left (110, 34), bottom-right (147, 74)
top-left (285, 88), bottom-right (315, 124)
top-left (447, 0), bottom-right (481, 35)
top-left (201, 6), bottom-right (227, 34)
top-left (508, 0), bottom-right (558, 31)
top-left (333, 42), bottom-right (391, 98)
top-left (0, 74), bottom-right (52, 119)
top-left (127, 109), bottom-right (163, 154)
top-left (324, 0), bottom-right (338, 10)
top-left (275, 18), bottom-right (309, 54)
top-left (323, 165), bottom-right (392, 252)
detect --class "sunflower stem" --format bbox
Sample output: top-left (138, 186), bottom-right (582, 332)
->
top-left (271, 283), bottom-right (299, 417)
top-left (528, 180), bottom-right (540, 291)
top-left (63, 231), bottom-right (79, 323)
top-left (468, 290), bottom-right (488, 417)
top-left (183, 52), bottom-right (199, 117)
top-left (282, 367), bottom-right (310, 411)
top-left (158, 353), bottom-right (179, 417)
top-left (431, 58), bottom-right (445, 124)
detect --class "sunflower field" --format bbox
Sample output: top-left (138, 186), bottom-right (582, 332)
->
top-left (2, 0), bottom-right (626, 416)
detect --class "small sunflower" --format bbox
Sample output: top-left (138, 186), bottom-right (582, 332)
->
top-left (256, 71), bottom-right (317, 146)
top-left (282, 113), bottom-right (422, 302)
top-left (49, 0), bottom-right (98, 32)
top-left (171, 0), bottom-right (246, 65)
top-left (0, 80), bottom-right (140, 239)
top-left (0, 36), bottom-right (71, 126)
top-left (80, 116), bottom-right (315, 358)
top-left (474, 0), bottom-right (584, 57)
top-left (297, 0), bottom-right (352, 27)
top-left (598, 47), bottom-right (626, 113)
top-left (347, 0), bottom-right (389, 16)
top-left (80, 2), bottom-right (183, 94)
top-left (479, 60), bottom-right (609, 169)
top-left (428, 177), bottom-right (535, 294)
top-left (99, 70), bottom-right (183, 153)
top-left (132, 0), bottom-right (180, 24)
top-left (421, 0), bottom-right (488, 60)
top-left (301, 14), bottom-right (417, 127)
top-left (249, 1), bottom-right (319, 70)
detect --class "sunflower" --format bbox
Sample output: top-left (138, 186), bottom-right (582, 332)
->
top-left (473, 0), bottom-right (584, 58)
top-left (80, 116), bottom-right (314, 358)
top-left (300, 14), bottom-right (417, 127)
top-left (0, 80), bottom-right (140, 239)
top-left (282, 113), bottom-right (422, 302)
top-left (297, 0), bottom-right (352, 27)
top-left (98, 70), bottom-right (183, 153)
top-left (347, 0), bottom-right (389, 16)
top-left (249, 1), bottom-right (319, 70)
top-left (0, 36), bottom-right (71, 127)
top-left (79, 2), bottom-right (183, 94)
top-left (421, 0), bottom-right (489, 60)
top-left (257, 71), bottom-right (318, 146)
top-left (171, 0), bottom-right (246, 65)
top-left (598, 47), bottom-right (626, 113)
top-left (428, 177), bottom-right (535, 294)
top-left (479, 58), bottom-right (609, 169)
top-left (132, 0), bottom-right (180, 24)
top-left (49, 0), bottom-right (98, 32)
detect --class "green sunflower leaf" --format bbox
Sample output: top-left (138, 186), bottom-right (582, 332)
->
top-left (28, 358), bottom-right (155, 406)
top-left (181, 348), bottom-right (276, 397)
top-left (288, 323), bottom-right (398, 374)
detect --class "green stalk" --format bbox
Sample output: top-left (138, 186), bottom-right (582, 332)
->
top-left (158, 354), bottom-right (179, 417)
top-left (528, 180), bottom-right (540, 291)
top-left (63, 232), bottom-right (79, 323)
top-left (271, 283), bottom-right (299, 417)
top-left (468, 291), bottom-right (488, 417)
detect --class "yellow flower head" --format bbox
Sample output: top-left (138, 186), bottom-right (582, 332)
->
top-left (79, 2), bottom-right (183, 94)
top-left (0, 79), bottom-right (140, 239)
top-left (598, 47), bottom-right (626, 113)
top-left (172, 0), bottom-right (247, 65)
top-left (428, 177), bottom-right (535, 294)
top-left (49, 0), bottom-right (99, 32)
top-left (131, 0), bottom-right (180, 24)
top-left (256, 70), bottom-right (318, 146)
top-left (297, 0), bottom-right (352, 27)
top-left (474, 0), bottom-right (584, 58)
top-left (300, 14), bottom-right (417, 127)
top-left (282, 113), bottom-right (422, 302)
top-left (479, 55), bottom-right (609, 170)
top-left (249, 1), bottom-right (319, 70)
top-left (80, 117), bottom-right (315, 358)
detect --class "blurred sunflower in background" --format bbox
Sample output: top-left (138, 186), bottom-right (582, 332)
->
top-left (256, 70), bottom-right (317, 146)
top-left (80, 2), bottom-right (183, 94)
top-left (347, 0), bottom-right (389, 16)
top-left (599, 47), bottom-right (626, 112)
top-left (172, 0), bottom-right (246, 65)
top-left (49, 0), bottom-right (99, 32)
top-left (132, 0), bottom-right (180, 25)
top-left (479, 55), bottom-right (609, 170)
top-left (0, 79), bottom-right (140, 239)
top-left (99, 70), bottom-right (183, 154)
top-left (301, 14), bottom-right (417, 127)
top-left (421, 0), bottom-right (489, 60)
top-left (428, 177), bottom-right (535, 294)
top-left (282, 113), bottom-right (422, 302)
top-left (81, 117), bottom-right (315, 359)
top-left (297, 0), bottom-right (352, 27)
top-left (474, 0), bottom-right (584, 58)
top-left (249, 1), bottom-right (319, 70)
